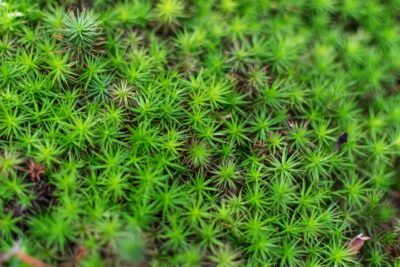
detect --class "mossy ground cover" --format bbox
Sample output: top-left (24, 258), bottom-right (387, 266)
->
top-left (0, 0), bottom-right (400, 266)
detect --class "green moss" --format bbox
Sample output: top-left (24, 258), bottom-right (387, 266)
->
top-left (0, 0), bottom-right (399, 266)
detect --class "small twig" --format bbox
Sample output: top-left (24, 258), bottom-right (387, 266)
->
top-left (15, 251), bottom-right (50, 267)
top-left (0, 241), bottom-right (51, 267)
top-left (0, 241), bottom-right (21, 263)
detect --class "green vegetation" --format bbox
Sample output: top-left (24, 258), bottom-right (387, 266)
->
top-left (0, 0), bottom-right (400, 266)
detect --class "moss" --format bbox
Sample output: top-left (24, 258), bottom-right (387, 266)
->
top-left (0, 0), bottom-right (399, 266)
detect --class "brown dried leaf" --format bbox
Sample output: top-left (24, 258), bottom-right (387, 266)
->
top-left (348, 234), bottom-right (370, 255)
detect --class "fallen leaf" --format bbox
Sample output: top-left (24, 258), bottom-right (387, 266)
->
top-left (348, 233), bottom-right (370, 255)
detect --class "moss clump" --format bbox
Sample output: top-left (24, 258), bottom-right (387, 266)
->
top-left (0, 0), bottom-right (400, 266)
